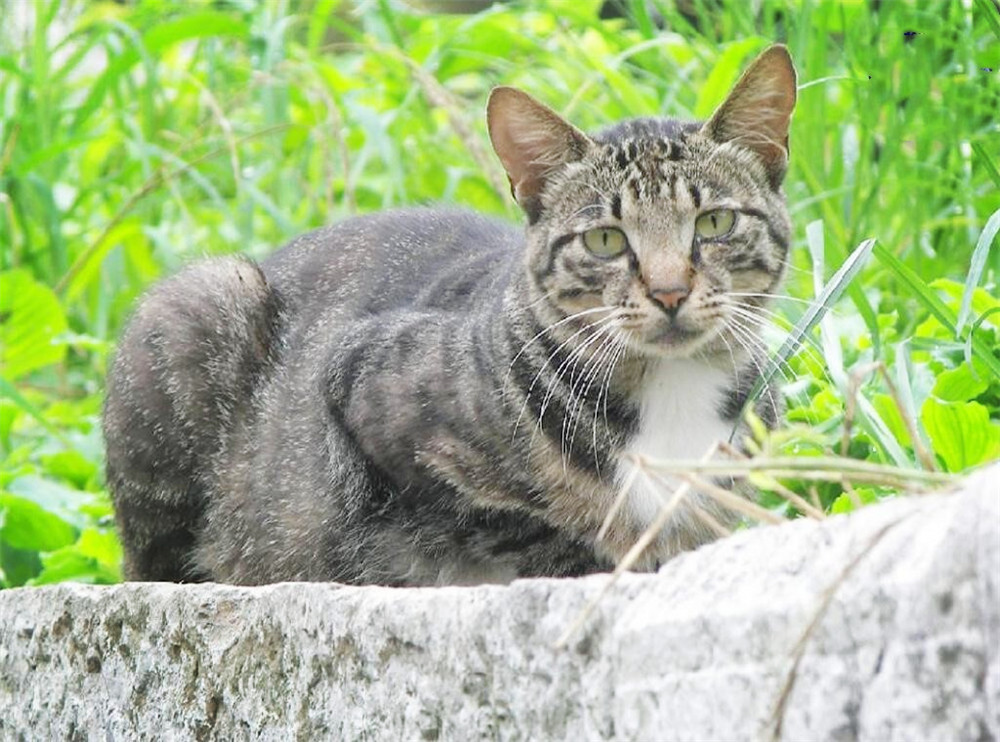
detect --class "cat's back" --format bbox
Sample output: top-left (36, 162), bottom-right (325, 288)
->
top-left (262, 208), bottom-right (521, 320)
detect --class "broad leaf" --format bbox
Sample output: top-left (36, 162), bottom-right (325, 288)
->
top-left (932, 361), bottom-right (991, 402)
top-left (0, 493), bottom-right (77, 552)
top-left (0, 271), bottom-right (68, 380)
top-left (921, 398), bottom-right (1000, 472)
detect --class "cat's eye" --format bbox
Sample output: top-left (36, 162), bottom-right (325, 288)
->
top-left (582, 228), bottom-right (629, 258)
top-left (695, 209), bottom-right (736, 239)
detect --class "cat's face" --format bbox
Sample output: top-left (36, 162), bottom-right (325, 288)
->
top-left (489, 45), bottom-right (796, 361)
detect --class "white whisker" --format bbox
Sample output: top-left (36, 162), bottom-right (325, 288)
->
top-left (565, 323), bottom-right (627, 466)
top-left (503, 304), bottom-right (616, 403)
top-left (523, 313), bottom-right (625, 453)
top-left (543, 317), bottom-right (627, 473)
top-left (510, 309), bottom-right (623, 443)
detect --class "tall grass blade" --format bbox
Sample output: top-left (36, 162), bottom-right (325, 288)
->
top-left (806, 220), bottom-right (844, 382)
top-left (956, 207), bottom-right (1000, 335)
top-left (975, 0), bottom-right (1000, 41)
top-left (72, 13), bottom-right (249, 130)
top-left (731, 237), bottom-right (876, 440)
top-left (972, 142), bottom-right (1000, 190)
top-left (965, 307), bottom-right (1000, 371)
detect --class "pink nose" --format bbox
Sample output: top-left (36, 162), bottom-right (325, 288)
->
top-left (651, 286), bottom-right (690, 310)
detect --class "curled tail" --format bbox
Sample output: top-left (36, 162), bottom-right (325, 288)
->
top-left (103, 256), bottom-right (281, 581)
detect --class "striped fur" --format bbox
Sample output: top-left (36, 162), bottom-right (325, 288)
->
top-left (104, 46), bottom-right (796, 585)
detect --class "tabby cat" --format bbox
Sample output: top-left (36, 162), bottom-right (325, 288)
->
top-left (103, 45), bottom-right (796, 586)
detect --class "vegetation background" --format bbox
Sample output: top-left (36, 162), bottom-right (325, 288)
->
top-left (1, 0), bottom-right (997, 588)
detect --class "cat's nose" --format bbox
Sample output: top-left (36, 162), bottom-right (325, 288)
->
top-left (650, 285), bottom-right (690, 312)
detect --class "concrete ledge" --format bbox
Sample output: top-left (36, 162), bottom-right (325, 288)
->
top-left (1, 464), bottom-right (998, 741)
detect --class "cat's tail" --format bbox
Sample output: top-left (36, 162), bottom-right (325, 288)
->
top-left (103, 256), bottom-right (281, 581)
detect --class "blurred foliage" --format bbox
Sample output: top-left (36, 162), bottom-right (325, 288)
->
top-left (0, 0), bottom-right (998, 587)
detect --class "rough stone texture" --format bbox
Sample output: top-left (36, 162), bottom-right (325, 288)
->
top-left (1, 464), bottom-right (998, 741)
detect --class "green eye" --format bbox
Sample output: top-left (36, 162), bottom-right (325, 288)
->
top-left (582, 227), bottom-right (629, 258)
top-left (695, 209), bottom-right (736, 239)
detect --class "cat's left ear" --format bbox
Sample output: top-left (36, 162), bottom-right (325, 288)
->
top-left (487, 87), bottom-right (594, 217)
top-left (702, 44), bottom-right (797, 188)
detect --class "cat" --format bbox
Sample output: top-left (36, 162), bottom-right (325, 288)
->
top-left (103, 45), bottom-right (796, 586)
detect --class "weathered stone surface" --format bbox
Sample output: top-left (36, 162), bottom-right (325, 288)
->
top-left (1, 464), bottom-right (997, 741)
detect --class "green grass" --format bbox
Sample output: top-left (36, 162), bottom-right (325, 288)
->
top-left (1, 0), bottom-right (998, 588)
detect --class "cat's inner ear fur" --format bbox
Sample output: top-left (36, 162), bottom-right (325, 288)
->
top-left (487, 87), bottom-right (594, 216)
top-left (702, 44), bottom-right (797, 188)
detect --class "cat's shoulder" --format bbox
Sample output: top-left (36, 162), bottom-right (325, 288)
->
top-left (259, 207), bottom-right (522, 311)
top-left (268, 207), bottom-right (516, 260)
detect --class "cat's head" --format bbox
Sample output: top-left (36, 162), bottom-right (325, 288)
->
top-left (488, 45), bottom-right (796, 360)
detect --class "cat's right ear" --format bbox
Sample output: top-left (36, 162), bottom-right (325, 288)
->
top-left (487, 87), bottom-right (594, 217)
top-left (702, 44), bottom-right (797, 189)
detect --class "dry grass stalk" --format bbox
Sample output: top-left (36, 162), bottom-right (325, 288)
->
top-left (808, 486), bottom-right (822, 512)
top-left (716, 441), bottom-right (825, 519)
top-left (284, 60), bottom-right (356, 215)
top-left (764, 477), bottom-right (826, 519)
top-left (674, 471), bottom-right (785, 525)
top-left (596, 456), bottom-right (643, 542)
top-left (192, 78), bottom-right (241, 189)
top-left (640, 456), bottom-right (956, 489)
top-left (556, 444), bottom-right (726, 650)
top-left (688, 501), bottom-right (733, 538)
top-left (555, 434), bottom-right (959, 650)
top-left (400, 56), bottom-right (511, 200)
top-left (553, 469), bottom-right (692, 649)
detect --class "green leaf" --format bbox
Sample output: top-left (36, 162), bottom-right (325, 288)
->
top-left (0, 540), bottom-right (42, 588)
top-left (975, 0), bottom-right (1000, 42)
top-left (932, 279), bottom-right (1000, 327)
top-left (0, 399), bottom-right (17, 453)
top-left (806, 220), bottom-right (845, 382)
top-left (39, 450), bottom-right (99, 490)
top-left (30, 546), bottom-right (120, 586)
top-left (830, 487), bottom-right (879, 515)
top-left (75, 528), bottom-right (122, 569)
top-left (28, 528), bottom-right (122, 586)
top-left (875, 245), bottom-right (1000, 380)
top-left (0, 493), bottom-right (78, 552)
top-left (921, 398), bottom-right (1000, 472)
top-left (0, 270), bottom-right (68, 380)
top-left (932, 361), bottom-right (990, 402)
top-left (65, 219), bottom-right (147, 302)
top-left (0, 377), bottom-right (68, 443)
top-left (5, 475), bottom-right (96, 530)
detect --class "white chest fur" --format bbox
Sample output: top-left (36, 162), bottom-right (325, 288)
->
top-left (616, 359), bottom-right (733, 529)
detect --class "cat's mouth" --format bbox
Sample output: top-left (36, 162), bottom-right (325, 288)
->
top-left (622, 313), bottom-right (723, 358)
top-left (647, 322), bottom-right (700, 346)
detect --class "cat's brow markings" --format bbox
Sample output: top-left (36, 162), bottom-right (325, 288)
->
top-left (609, 194), bottom-right (622, 219)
